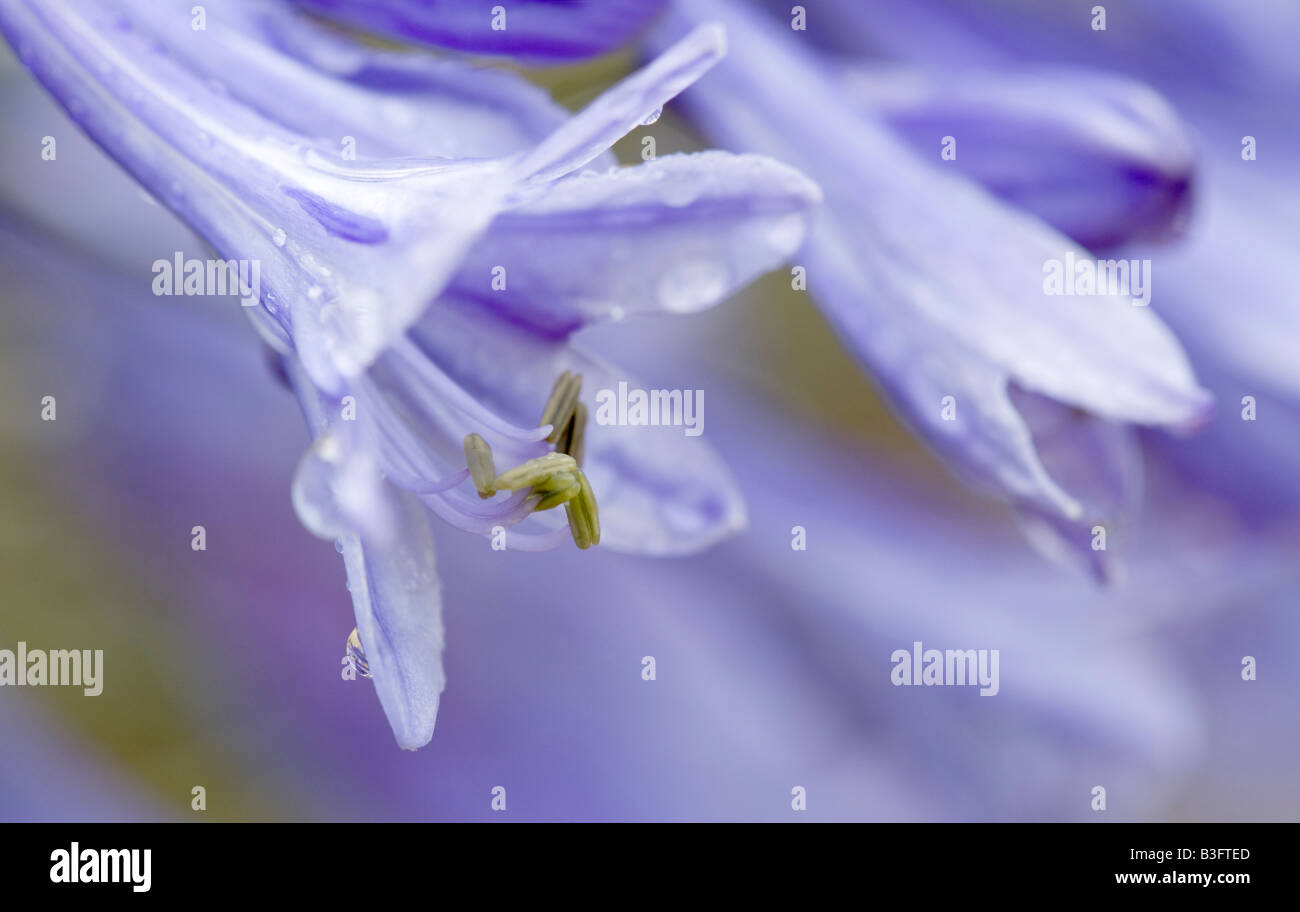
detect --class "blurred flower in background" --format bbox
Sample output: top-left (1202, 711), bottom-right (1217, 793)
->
top-left (0, 0), bottom-right (1297, 821)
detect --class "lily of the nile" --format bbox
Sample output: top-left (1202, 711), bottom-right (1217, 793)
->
top-left (651, 0), bottom-right (1212, 580)
top-left (295, 0), bottom-right (669, 63)
top-left (0, 0), bottom-right (821, 748)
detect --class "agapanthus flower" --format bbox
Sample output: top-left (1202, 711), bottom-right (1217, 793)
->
top-left (0, 0), bottom-right (821, 748)
top-left (650, 0), bottom-right (1213, 579)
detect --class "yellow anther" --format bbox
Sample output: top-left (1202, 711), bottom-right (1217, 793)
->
top-left (459, 372), bottom-right (599, 549)
top-left (463, 432), bottom-right (497, 499)
top-left (566, 401), bottom-right (588, 467)
top-left (493, 451), bottom-right (578, 491)
top-left (539, 371), bottom-right (582, 443)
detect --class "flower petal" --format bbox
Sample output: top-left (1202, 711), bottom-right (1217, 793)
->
top-left (290, 357), bottom-right (446, 750)
top-left (839, 64), bottom-right (1195, 249)
top-left (450, 151), bottom-right (820, 334)
top-left (295, 0), bottom-right (670, 63)
top-left (513, 22), bottom-right (726, 183)
top-left (653, 0), bottom-right (1209, 554)
top-left (109, 0), bottom-right (574, 159)
top-left (0, 0), bottom-right (512, 395)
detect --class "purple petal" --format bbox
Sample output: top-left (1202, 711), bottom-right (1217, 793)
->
top-left (291, 358), bottom-right (447, 750)
top-left (513, 22), bottom-right (725, 183)
top-left (104, 0), bottom-right (574, 159)
top-left (0, 0), bottom-right (512, 394)
top-left (451, 151), bottom-right (820, 334)
top-left (840, 64), bottom-right (1195, 249)
top-left (295, 0), bottom-right (670, 63)
top-left (653, 0), bottom-right (1209, 559)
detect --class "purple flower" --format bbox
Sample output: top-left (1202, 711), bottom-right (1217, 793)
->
top-left (3, 20), bottom-right (1298, 819)
top-left (650, 0), bottom-right (1211, 579)
top-left (0, 0), bottom-right (821, 748)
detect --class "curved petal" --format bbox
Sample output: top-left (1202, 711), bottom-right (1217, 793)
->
top-left (451, 151), bottom-right (821, 334)
top-left (1010, 387), bottom-right (1144, 581)
top-left (513, 22), bottom-right (725, 183)
top-left (295, 0), bottom-right (670, 63)
top-left (0, 0), bottom-right (512, 395)
top-left (840, 64), bottom-right (1195, 249)
top-left (290, 357), bottom-right (446, 750)
top-left (106, 0), bottom-right (573, 159)
top-left (653, 0), bottom-right (1210, 559)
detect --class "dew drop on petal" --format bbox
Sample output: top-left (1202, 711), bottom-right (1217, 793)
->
top-left (272, 227), bottom-right (287, 247)
top-left (291, 432), bottom-right (350, 540)
top-left (346, 627), bottom-right (371, 678)
top-left (641, 106), bottom-right (663, 126)
top-left (656, 259), bottom-right (729, 312)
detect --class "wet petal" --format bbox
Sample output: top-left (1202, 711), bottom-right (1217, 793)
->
top-left (0, 0), bottom-right (512, 394)
top-left (103, 0), bottom-right (573, 159)
top-left (291, 357), bottom-right (446, 750)
top-left (513, 22), bottom-right (725, 183)
top-left (451, 151), bottom-right (821, 334)
top-left (295, 0), bottom-right (670, 63)
top-left (339, 487), bottom-right (447, 751)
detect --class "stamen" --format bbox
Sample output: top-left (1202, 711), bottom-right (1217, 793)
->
top-left (533, 475), bottom-right (582, 511)
top-left (456, 372), bottom-right (600, 549)
top-left (493, 451), bottom-right (578, 491)
top-left (567, 402), bottom-right (588, 468)
top-left (564, 472), bottom-right (601, 550)
top-left (555, 409), bottom-right (576, 458)
top-left (540, 371), bottom-right (582, 443)
top-left (579, 470), bottom-right (600, 546)
top-left (463, 433), bottom-right (497, 499)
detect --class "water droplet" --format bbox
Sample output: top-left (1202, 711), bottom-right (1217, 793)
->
top-left (272, 227), bottom-right (287, 247)
top-left (656, 259), bottom-right (729, 313)
top-left (346, 628), bottom-right (371, 678)
top-left (333, 538), bottom-right (344, 554)
top-left (291, 432), bottom-right (349, 539)
top-left (641, 106), bottom-right (663, 126)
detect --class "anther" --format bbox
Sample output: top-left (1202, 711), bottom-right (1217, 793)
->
top-left (539, 371), bottom-right (582, 443)
top-left (566, 402), bottom-right (588, 467)
top-left (564, 471), bottom-right (600, 549)
top-left (493, 451), bottom-right (578, 491)
top-left (463, 433), bottom-right (497, 499)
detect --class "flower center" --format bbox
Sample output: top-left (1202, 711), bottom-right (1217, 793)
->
top-left (462, 370), bottom-right (600, 549)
